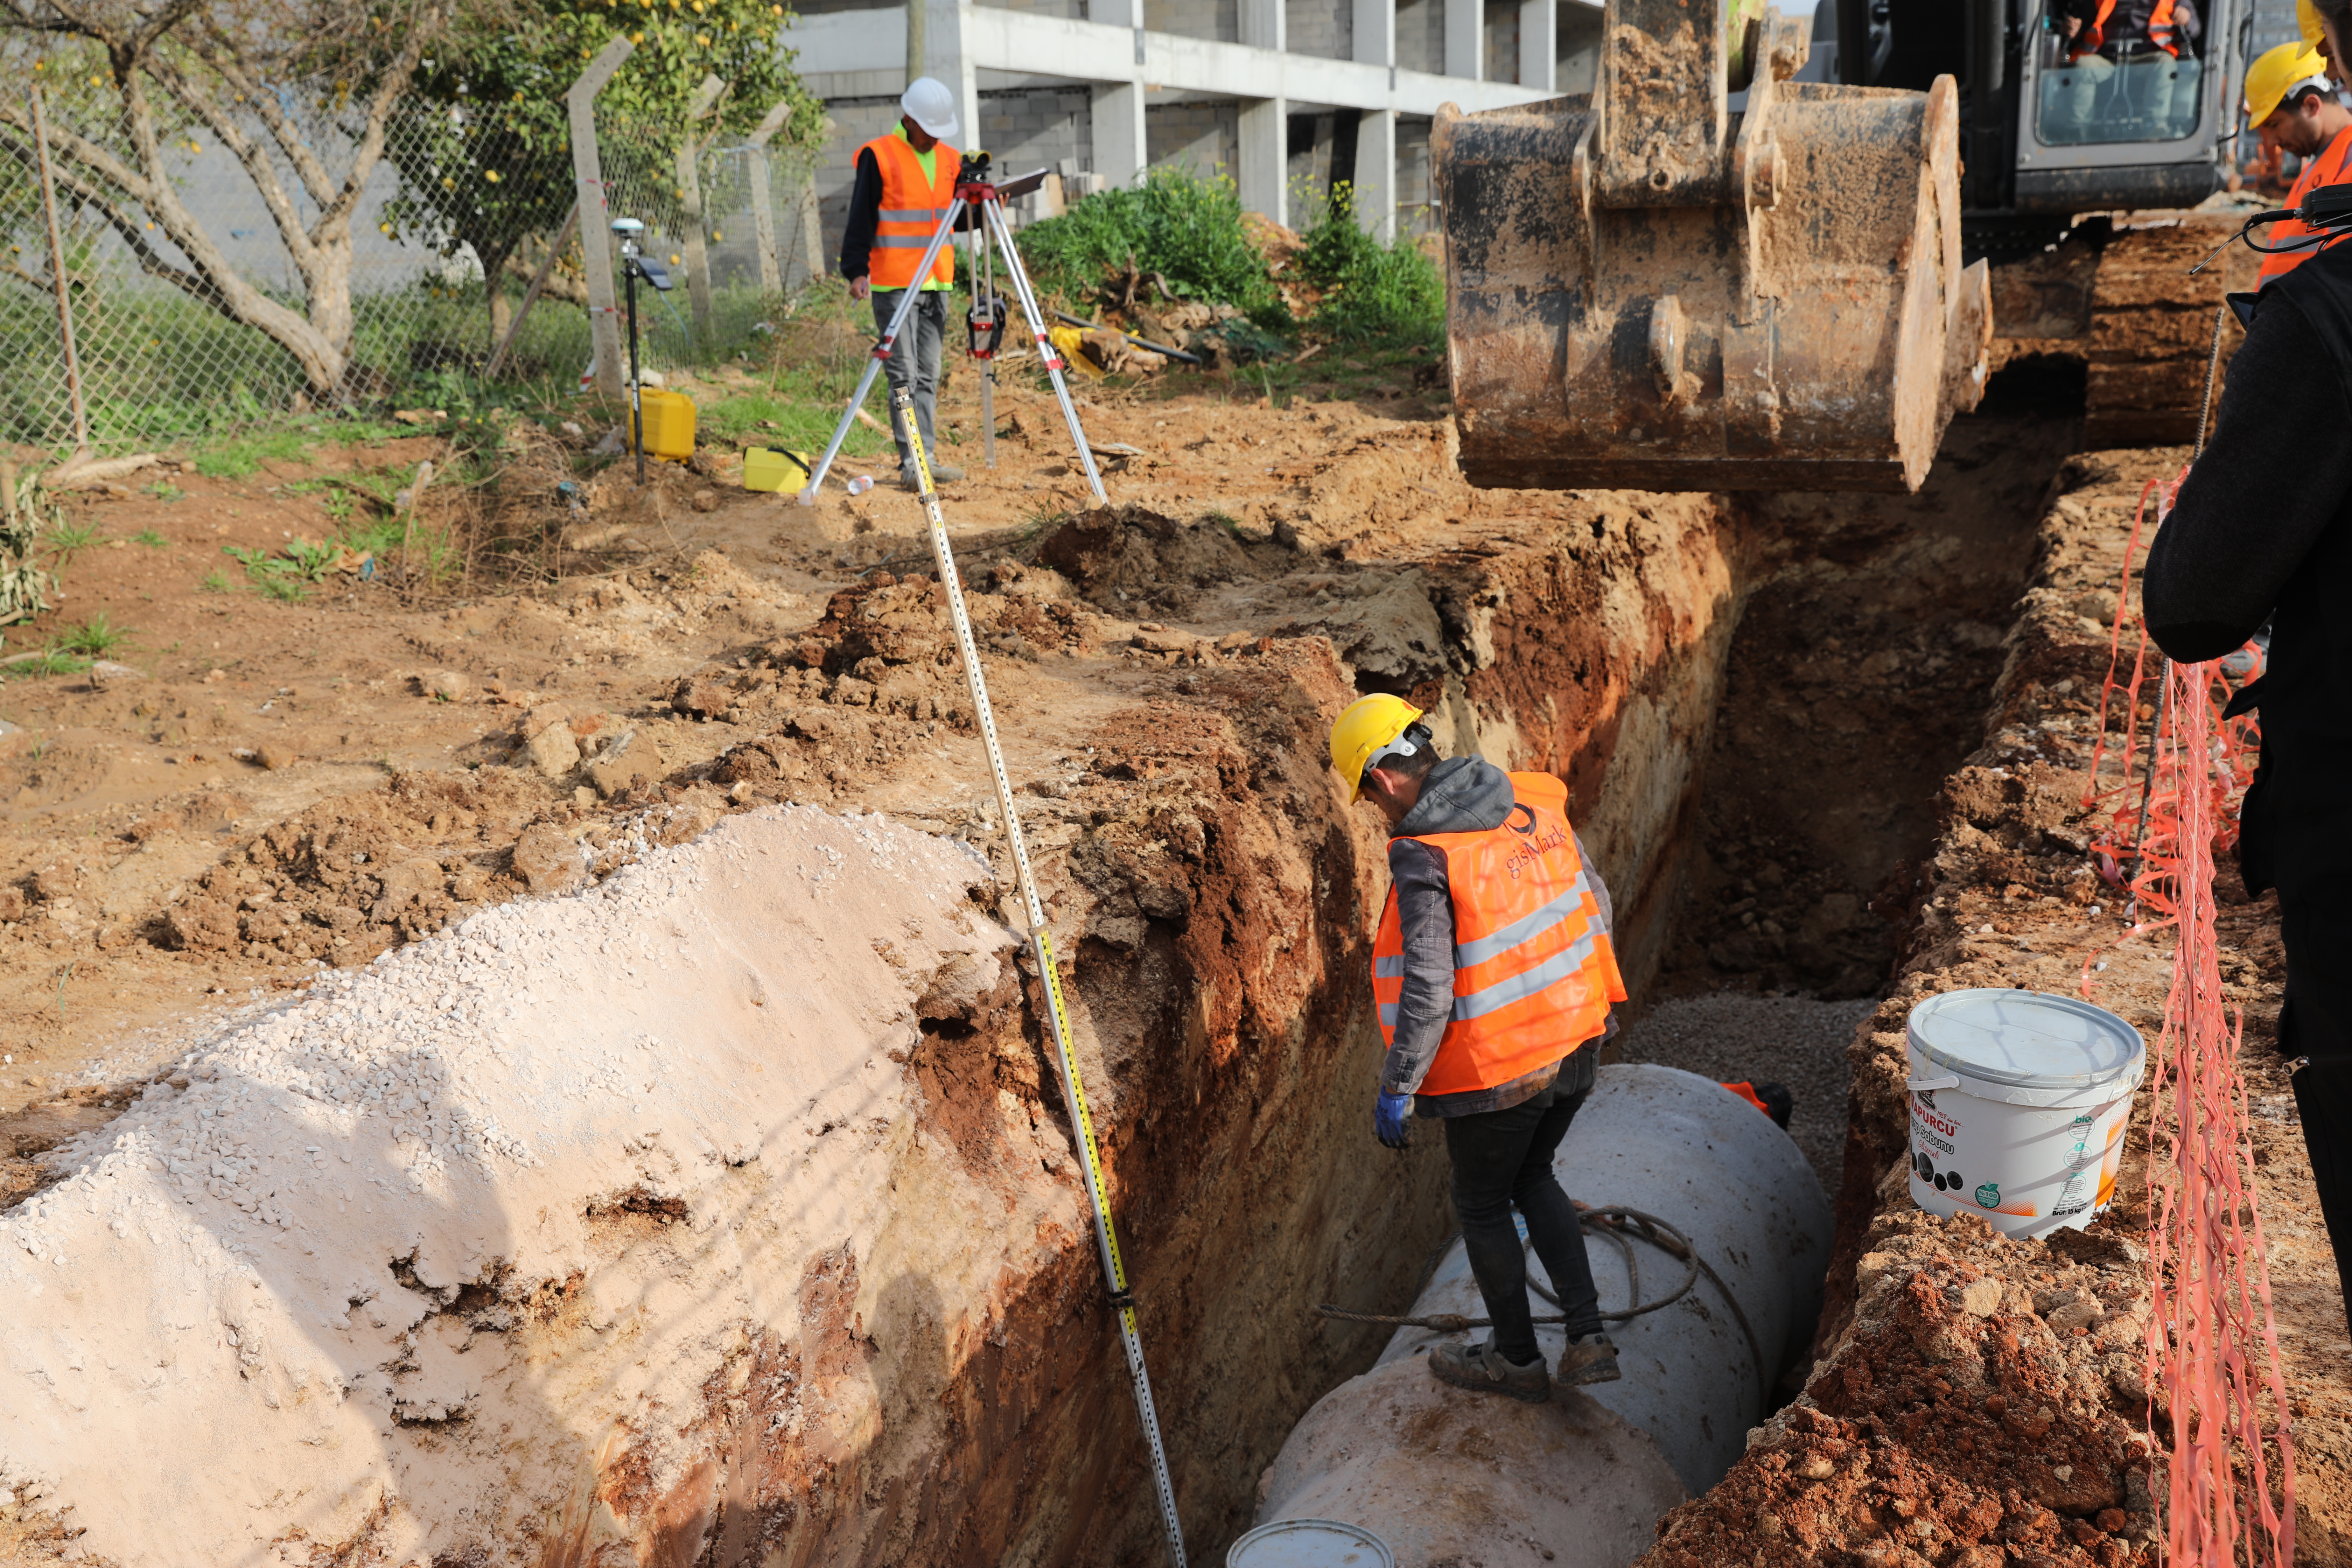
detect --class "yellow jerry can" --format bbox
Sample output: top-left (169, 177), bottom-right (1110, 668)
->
top-left (743, 447), bottom-right (815, 492)
top-left (624, 388), bottom-right (696, 461)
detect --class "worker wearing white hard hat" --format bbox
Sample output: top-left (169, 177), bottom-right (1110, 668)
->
top-left (839, 77), bottom-right (968, 489)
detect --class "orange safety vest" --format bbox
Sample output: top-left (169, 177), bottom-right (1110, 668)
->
top-left (2069, 0), bottom-right (2180, 59)
top-left (1371, 772), bottom-right (1628, 1097)
top-left (2261, 122), bottom-right (2352, 287)
top-left (859, 130), bottom-right (958, 291)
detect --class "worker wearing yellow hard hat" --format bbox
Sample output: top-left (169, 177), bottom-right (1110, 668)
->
top-left (2245, 41), bottom-right (2352, 285)
top-left (1328, 693), bottom-right (1629, 1402)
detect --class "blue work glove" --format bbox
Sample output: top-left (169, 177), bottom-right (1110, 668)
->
top-left (1375, 1091), bottom-right (1414, 1150)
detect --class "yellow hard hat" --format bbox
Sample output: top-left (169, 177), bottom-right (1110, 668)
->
top-left (1329, 694), bottom-right (1426, 802)
top-left (2302, 0), bottom-right (2325, 47)
top-left (2247, 39), bottom-right (2333, 125)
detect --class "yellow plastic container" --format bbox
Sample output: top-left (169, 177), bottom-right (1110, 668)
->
top-left (625, 388), bottom-right (696, 461)
top-left (743, 446), bottom-right (814, 492)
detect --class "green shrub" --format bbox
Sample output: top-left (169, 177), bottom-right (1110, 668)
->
top-left (1294, 185), bottom-right (1446, 348)
top-left (1020, 166), bottom-right (1285, 324)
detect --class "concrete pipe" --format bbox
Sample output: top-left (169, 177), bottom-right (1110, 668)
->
top-left (1254, 1064), bottom-right (1833, 1565)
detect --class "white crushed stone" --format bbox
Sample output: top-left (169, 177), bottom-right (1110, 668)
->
top-left (0, 804), bottom-right (1054, 1568)
top-left (1614, 992), bottom-right (1875, 1194)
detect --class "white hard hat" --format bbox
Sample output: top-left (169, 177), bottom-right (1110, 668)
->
top-left (901, 76), bottom-right (959, 141)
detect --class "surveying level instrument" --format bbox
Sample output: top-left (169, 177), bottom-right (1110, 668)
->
top-left (611, 217), bottom-right (673, 488)
top-left (800, 153), bottom-right (1107, 503)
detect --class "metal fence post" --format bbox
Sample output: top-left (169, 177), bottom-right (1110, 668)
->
top-left (568, 35), bottom-right (636, 400)
top-left (27, 88), bottom-right (90, 455)
top-left (677, 74), bottom-right (726, 344)
top-left (745, 99), bottom-right (796, 295)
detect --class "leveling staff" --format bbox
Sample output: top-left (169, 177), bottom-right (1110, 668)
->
top-left (840, 76), bottom-right (969, 491)
top-left (1331, 695), bottom-right (1628, 1402)
top-left (2144, 0), bottom-right (2352, 1321)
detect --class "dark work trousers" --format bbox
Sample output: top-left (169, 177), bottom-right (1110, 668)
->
top-left (872, 289), bottom-right (947, 482)
top-left (1441, 1064), bottom-right (1604, 1366)
top-left (2281, 880), bottom-right (2352, 1322)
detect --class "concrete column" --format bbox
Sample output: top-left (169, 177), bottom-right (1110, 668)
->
top-left (1092, 82), bottom-right (1147, 186)
top-left (1518, 0), bottom-right (1554, 89)
top-left (1444, 0), bottom-right (1483, 79)
top-left (1354, 108), bottom-right (1397, 238)
top-left (1353, 0), bottom-right (1395, 234)
top-left (1238, 97), bottom-right (1289, 225)
top-left (925, 0), bottom-right (980, 158)
top-left (1238, 0), bottom-right (1286, 222)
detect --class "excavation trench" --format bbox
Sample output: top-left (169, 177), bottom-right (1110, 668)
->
top-left (0, 395), bottom-right (2068, 1568)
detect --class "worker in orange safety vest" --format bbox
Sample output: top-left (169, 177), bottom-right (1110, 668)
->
top-left (1332, 693), bottom-right (1629, 1404)
top-left (2052, 0), bottom-right (2202, 139)
top-left (839, 77), bottom-right (968, 490)
top-left (2245, 41), bottom-right (2352, 287)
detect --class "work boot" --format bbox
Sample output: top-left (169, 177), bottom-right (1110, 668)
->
top-left (932, 462), bottom-right (966, 483)
top-left (1554, 1332), bottom-right (1621, 1387)
top-left (1427, 1338), bottom-right (1550, 1403)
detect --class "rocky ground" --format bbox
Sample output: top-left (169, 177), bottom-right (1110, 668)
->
top-left (1631, 444), bottom-right (2344, 1568)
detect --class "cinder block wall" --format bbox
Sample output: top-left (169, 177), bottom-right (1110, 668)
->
top-left (1397, 116), bottom-right (1432, 233)
top-left (1395, 0), bottom-right (1444, 74)
top-left (1484, 0), bottom-right (1516, 83)
top-left (1286, 0), bottom-right (1352, 59)
top-left (1146, 0), bottom-right (1241, 41)
top-left (1147, 100), bottom-right (1240, 173)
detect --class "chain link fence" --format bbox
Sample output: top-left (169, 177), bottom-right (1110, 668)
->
top-left (0, 77), bottom-right (825, 460)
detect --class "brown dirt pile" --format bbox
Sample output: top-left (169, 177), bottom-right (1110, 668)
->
top-left (1650, 1219), bottom-right (2155, 1568)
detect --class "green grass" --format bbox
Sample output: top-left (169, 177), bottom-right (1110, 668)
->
top-left (52, 614), bottom-right (131, 657)
top-left (1293, 185), bottom-right (1444, 346)
top-left (11, 649), bottom-right (89, 677)
top-left (192, 429), bottom-right (316, 479)
top-left (200, 568), bottom-right (236, 594)
top-left (132, 527), bottom-right (169, 548)
top-left (48, 517), bottom-right (100, 564)
top-left (144, 482), bottom-right (183, 505)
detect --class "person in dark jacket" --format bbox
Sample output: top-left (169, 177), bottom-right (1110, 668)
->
top-left (1330, 693), bottom-right (1629, 1402)
top-left (2142, 81), bottom-right (2352, 1311)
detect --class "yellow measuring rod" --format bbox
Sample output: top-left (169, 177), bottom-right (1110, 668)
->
top-left (892, 388), bottom-right (1189, 1567)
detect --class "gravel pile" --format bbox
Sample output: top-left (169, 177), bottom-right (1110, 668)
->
top-left (1613, 992), bottom-right (1876, 1195)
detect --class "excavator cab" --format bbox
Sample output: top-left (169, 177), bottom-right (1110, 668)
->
top-left (1437, 0), bottom-right (1993, 493)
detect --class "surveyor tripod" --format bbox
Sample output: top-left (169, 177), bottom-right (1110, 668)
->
top-left (799, 153), bottom-right (1107, 503)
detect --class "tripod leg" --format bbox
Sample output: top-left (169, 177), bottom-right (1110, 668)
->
top-left (800, 197), bottom-right (968, 500)
top-left (986, 200), bottom-right (1107, 504)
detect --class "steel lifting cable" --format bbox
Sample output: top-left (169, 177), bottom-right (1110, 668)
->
top-left (895, 387), bottom-right (1189, 1568)
top-left (1311, 1205), bottom-right (1774, 1408)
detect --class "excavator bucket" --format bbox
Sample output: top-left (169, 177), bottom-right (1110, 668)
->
top-left (1436, 0), bottom-right (1992, 493)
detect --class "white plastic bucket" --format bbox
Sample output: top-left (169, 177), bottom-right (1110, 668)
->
top-left (1227, 1519), bottom-right (1395, 1568)
top-left (1904, 987), bottom-right (2146, 1238)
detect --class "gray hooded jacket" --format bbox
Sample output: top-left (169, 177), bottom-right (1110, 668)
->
top-left (1381, 757), bottom-right (1616, 1116)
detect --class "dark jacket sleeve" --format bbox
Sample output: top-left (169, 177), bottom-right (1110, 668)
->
top-left (2144, 295), bottom-right (2352, 663)
top-left (839, 146), bottom-right (882, 282)
top-left (1379, 838), bottom-right (1456, 1096)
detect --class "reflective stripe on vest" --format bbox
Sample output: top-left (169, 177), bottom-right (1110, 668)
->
top-left (2261, 124), bottom-right (2352, 287)
top-left (1368, 772), bottom-right (1628, 1097)
top-left (861, 133), bottom-right (958, 289)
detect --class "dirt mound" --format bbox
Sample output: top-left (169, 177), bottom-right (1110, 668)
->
top-left (1646, 1217), bottom-right (2153, 1568)
top-left (1035, 504), bottom-right (1268, 614)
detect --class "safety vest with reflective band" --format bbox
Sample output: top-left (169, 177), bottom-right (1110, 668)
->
top-left (1371, 772), bottom-right (1628, 1097)
top-left (2262, 124), bottom-right (2352, 287)
top-left (2069, 0), bottom-right (2180, 59)
top-left (860, 131), bottom-right (958, 290)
